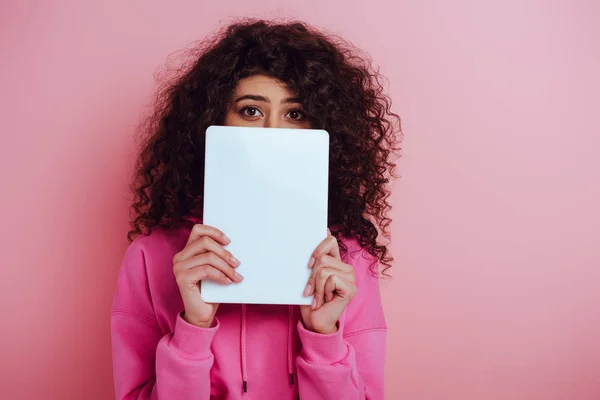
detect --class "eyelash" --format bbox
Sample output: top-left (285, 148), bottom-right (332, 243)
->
top-left (239, 106), bottom-right (307, 121)
top-left (240, 106), bottom-right (263, 117)
top-left (287, 109), bottom-right (306, 120)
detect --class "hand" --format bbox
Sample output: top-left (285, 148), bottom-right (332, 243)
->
top-left (300, 230), bottom-right (357, 334)
top-left (172, 224), bottom-right (243, 328)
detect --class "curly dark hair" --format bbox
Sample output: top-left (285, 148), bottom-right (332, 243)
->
top-left (129, 19), bottom-right (401, 274)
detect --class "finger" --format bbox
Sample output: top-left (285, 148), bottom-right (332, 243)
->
top-left (175, 235), bottom-right (240, 268)
top-left (312, 264), bottom-right (355, 307)
top-left (313, 254), bottom-right (353, 273)
top-left (309, 235), bottom-right (340, 267)
top-left (327, 273), bottom-right (356, 299)
top-left (305, 255), bottom-right (352, 297)
top-left (324, 274), bottom-right (337, 303)
top-left (186, 224), bottom-right (230, 246)
top-left (312, 267), bottom-right (336, 309)
top-left (323, 273), bottom-right (356, 305)
top-left (178, 265), bottom-right (232, 288)
top-left (176, 252), bottom-right (243, 283)
top-left (305, 255), bottom-right (331, 296)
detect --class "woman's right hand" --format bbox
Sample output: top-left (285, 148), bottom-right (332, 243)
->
top-left (172, 224), bottom-right (243, 328)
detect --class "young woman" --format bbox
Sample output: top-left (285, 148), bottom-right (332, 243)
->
top-left (111, 19), bottom-right (399, 400)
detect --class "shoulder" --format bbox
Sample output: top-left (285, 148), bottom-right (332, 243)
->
top-left (115, 226), bottom-right (191, 292)
top-left (113, 225), bottom-right (191, 314)
top-left (127, 225), bottom-right (190, 259)
top-left (119, 224), bottom-right (191, 280)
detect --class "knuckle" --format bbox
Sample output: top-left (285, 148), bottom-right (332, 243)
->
top-left (172, 252), bottom-right (182, 265)
top-left (173, 263), bottom-right (183, 274)
top-left (199, 265), bottom-right (210, 274)
top-left (207, 252), bottom-right (217, 263)
top-left (196, 267), bottom-right (209, 281)
top-left (192, 224), bottom-right (204, 234)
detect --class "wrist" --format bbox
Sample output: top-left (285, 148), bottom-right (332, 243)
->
top-left (304, 321), bottom-right (338, 335)
top-left (182, 312), bottom-right (214, 328)
top-left (315, 325), bottom-right (338, 335)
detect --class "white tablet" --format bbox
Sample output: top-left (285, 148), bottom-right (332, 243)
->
top-left (201, 125), bottom-right (329, 305)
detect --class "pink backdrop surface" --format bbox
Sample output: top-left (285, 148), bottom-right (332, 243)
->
top-left (1, 1), bottom-right (599, 399)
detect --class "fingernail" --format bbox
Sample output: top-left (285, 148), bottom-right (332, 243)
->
top-left (303, 283), bottom-right (312, 296)
top-left (235, 272), bottom-right (244, 282)
top-left (223, 234), bottom-right (231, 243)
top-left (311, 298), bottom-right (317, 309)
top-left (226, 277), bottom-right (233, 284)
top-left (232, 256), bottom-right (241, 266)
top-left (308, 257), bottom-right (315, 268)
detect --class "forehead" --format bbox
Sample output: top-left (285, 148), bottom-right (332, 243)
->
top-left (233, 75), bottom-right (296, 96)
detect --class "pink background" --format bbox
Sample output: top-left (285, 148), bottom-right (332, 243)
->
top-left (1, 1), bottom-right (599, 399)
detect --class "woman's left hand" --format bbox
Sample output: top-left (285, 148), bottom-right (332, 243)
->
top-left (300, 231), bottom-right (357, 334)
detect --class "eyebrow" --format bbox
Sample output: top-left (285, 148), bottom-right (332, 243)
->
top-left (234, 95), bottom-right (302, 104)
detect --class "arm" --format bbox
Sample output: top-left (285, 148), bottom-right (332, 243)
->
top-left (296, 246), bottom-right (387, 399)
top-left (111, 240), bottom-right (217, 400)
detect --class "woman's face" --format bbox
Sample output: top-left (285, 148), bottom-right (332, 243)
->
top-left (224, 75), bottom-right (311, 129)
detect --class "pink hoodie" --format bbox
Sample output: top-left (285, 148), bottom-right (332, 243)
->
top-left (111, 224), bottom-right (387, 399)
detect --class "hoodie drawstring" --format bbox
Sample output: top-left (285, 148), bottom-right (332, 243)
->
top-left (240, 304), bottom-right (296, 393)
top-left (241, 304), bottom-right (248, 392)
top-left (287, 305), bottom-right (295, 385)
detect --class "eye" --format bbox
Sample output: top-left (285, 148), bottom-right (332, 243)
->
top-left (240, 106), bottom-right (263, 117)
top-left (286, 109), bottom-right (306, 120)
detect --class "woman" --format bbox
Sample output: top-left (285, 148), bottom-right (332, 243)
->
top-left (111, 19), bottom-right (400, 399)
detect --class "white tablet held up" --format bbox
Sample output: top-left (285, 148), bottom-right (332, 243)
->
top-left (201, 125), bottom-right (329, 305)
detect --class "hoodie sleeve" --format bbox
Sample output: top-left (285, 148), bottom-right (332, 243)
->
top-left (295, 245), bottom-right (387, 400)
top-left (111, 239), bottom-right (218, 400)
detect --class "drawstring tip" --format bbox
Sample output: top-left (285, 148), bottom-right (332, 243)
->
top-left (289, 373), bottom-right (295, 385)
top-left (243, 381), bottom-right (248, 393)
